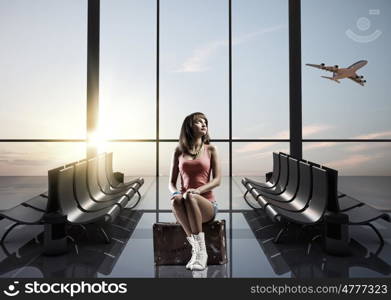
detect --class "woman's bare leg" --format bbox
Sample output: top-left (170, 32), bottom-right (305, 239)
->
top-left (184, 193), bottom-right (214, 234)
top-left (171, 197), bottom-right (193, 236)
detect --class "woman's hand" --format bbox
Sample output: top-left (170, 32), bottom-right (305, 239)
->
top-left (187, 188), bottom-right (201, 195)
top-left (170, 193), bottom-right (183, 202)
top-left (186, 188), bottom-right (201, 196)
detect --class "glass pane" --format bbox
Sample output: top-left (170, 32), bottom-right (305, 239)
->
top-left (103, 142), bottom-right (155, 176)
top-left (303, 142), bottom-right (391, 175)
top-left (302, 0), bottom-right (391, 139)
top-left (0, 142), bottom-right (85, 176)
top-left (100, 0), bottom-right (156, 139)
top-left (232, 142), bottom-right (289, 176)
top-left (160, 0), bottom-right (229, 139)
top-left (159, 142), bottom-right (178, 177)
top-left (232, 0), bottom-right (289, 139)
top-left (103, 142), bottom-right (156, 210)
top-left (232, 142), bottom-right (289, 210)
top-left (0, 142), bottom-right (85, 209)
top-left (0, 0), bottom-right (87, 139)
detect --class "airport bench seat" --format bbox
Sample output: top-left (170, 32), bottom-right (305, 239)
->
top-left (1, 152), bottom-right (144, 250)
top-left (242, 151), bottom-right (390, 255)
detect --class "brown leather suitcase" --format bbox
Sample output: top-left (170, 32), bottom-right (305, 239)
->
top-left (153, 219), bottom-right (228, 266)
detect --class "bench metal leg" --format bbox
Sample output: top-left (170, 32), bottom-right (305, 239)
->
top-left (255, 224), bottom-right (275, 232)
top-left (244, 190), bottom-right (249, 199)
top-left (297, 224), bottom-right (313, 239)
top-left (98, 226), bottom-right (111, 244)
top-left (367, 223), bottom-right (384, 255)
top-left (66, 235), bottom-right (79, 255)
top-left (243, 191), bottom-right (261, 209)
top-left (1, 223), bottom-right (21, 244)
top-left (126, 191), bottom-right (142, 210)
top-left (77, 224), bottom-right (89, 239)
top-left (273, 226), bottom-right (288, 243)
top-left (1, 243), bottom-right (11, 256)
top-left (68, 223), bottom-right (89, 241)
top-left (306, 234), bottom-right (322, 255)
top-left (323, 213), bottom-right (351, 256)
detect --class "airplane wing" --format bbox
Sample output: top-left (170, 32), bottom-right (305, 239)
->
top-left (306, 63), bottom-right (338, 73)
top-left (348, 76), bottom-right (365, 86)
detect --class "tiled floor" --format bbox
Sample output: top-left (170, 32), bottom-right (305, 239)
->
top-left (0, 176), bottom-right (390, 278)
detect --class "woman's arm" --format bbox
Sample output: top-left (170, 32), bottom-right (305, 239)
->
top-left (192, 144), bottom-right (221, 194)
top-left (168, 146), bottom-right (181, 195)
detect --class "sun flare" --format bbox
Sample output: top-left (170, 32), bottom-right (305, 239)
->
top-left (87, 130), bottom-right (108, 154)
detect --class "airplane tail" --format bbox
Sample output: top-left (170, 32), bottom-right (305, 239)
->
top-left (321, 76), bottom-right (340, 83)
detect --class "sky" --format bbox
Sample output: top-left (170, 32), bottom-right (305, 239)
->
top-left (0, 0), bottom-right (390, 176)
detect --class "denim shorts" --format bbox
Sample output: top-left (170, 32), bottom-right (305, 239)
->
top-left (204, 201), bottom-right (218, 224)
top-left (205, 201), bottom-right (219, 223)
top-left (211, 201), bottom-right (218, 220)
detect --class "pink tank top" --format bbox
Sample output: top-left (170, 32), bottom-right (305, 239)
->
top-left (178, 144), bottom-right (215, 202)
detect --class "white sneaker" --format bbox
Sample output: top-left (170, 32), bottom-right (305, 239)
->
top-left (190, 232), bottom-right (208, 271)
top-left (186, 236), bottom-right (198, 270)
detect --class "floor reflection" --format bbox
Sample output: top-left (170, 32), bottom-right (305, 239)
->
top-left (1, 208), bottom-right (390, 278)
top-left (243, 209), bottom-right (391, 278)
top-left (0, 209), bottom-right (142, 278)
top-left (155, 264), bottom-right (228, 278)
top-left (1, 174), bottom-right (390, 278)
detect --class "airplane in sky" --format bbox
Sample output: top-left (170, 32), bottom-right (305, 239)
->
top-left (306, 60), bottom-right (367, 86)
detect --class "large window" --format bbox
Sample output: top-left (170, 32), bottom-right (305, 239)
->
top-left (303, 142), bottom-right (391, 175)
top-left (1, 1), bottom-right (390, 207)
top-left (160, 0), bottom-right (229, 139)
top-left (233, 0), bottom-right (289, 139)
top-left (104, 142), bottom-right (155, 176)
top-left (302, 0), bottom-right (391, 139)
top-left (0, 142), bottom-right (85, 176)
top-left (100, 0), bottom-right (156, 139)
top-left (301, 0), bottom-right (391, 176)
top-left (233, 142), bottom-right (289, 176)
top-left (0, 0), bottom-right (87, 139)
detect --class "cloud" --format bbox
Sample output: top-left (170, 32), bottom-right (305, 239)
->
top-left (345, 142), bottom-right (390, 152)
top-left (175, 40), bottom-right (225, 73)
top-left (302, 130), bottom-right (391, 153)
top-left (354, 130), bottom-right (391, 139)
top-left (0, 150), bottom-right (31, 157)
top-left (235, 142), bottom-right (279, 153)
top-left (325, 154), bottom-right (373, 169)
top-left (239, 150), bottom-right (273, 159)
top-left (0, 159), bottom-right (51, 166)
top-left (272, 130), bottom-right (289, 139)
top-left (232, 24), bottom-right (287, 46)
top-left (235, 129), bottom-right (288, 153)
top-left (235, 124), bottom-right (332, 154)
top-left (302, 124), bottom-right (333, 138)
top-left (175, 24), bottom-right (286, 73)
top-left (303, 142), bottom-right (338, 151)
top-left (344, 131), bottom-right (391, 152)
top-left (0, 150), bottom-right (47, 164)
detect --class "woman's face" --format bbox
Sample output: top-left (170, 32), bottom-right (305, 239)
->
top-left (192, 117), bottom-right (207, 137)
